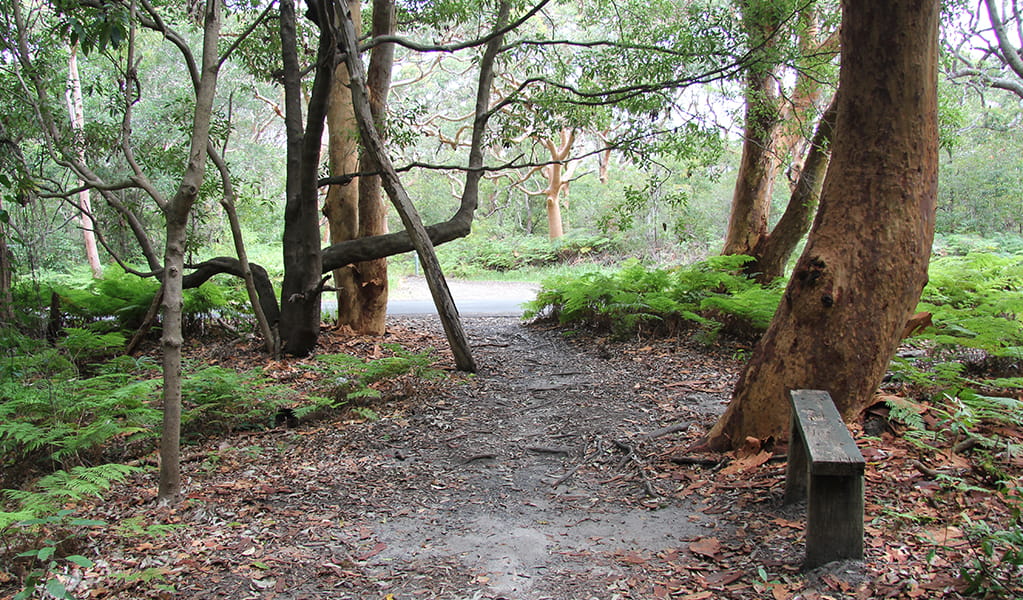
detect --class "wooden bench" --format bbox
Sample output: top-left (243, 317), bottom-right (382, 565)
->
top-left (784, 389), bottom-right (866, 569)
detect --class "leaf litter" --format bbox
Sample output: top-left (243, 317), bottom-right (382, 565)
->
top-left (8, 315), bottom-right (1021, 599)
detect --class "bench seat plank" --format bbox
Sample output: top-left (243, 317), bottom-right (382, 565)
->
top-left (790, 389), bottom-right (865, 476)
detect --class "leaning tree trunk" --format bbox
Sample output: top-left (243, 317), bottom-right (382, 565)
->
top-left (721, 65), bottom-right (781, 256)
top-left (702, 0), bottom-right (938, 450)
top-left (748, 95), bottom-right (837, 283)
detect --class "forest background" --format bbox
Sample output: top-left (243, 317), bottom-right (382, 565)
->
top-left (1, 0), bottom-right (1023, 597)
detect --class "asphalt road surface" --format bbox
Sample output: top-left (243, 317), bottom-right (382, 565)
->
top-left (322, 276), bottom-right (540, 317)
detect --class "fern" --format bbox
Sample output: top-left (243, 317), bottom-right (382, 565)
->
top-left (307, 345), bottom-right (439, 410)
top-left (4, 464), bottom-right (139, 515)
top-left (180, 366), bottom-right (292, 435)
top-left (525, 256), bottom-right (781, 339)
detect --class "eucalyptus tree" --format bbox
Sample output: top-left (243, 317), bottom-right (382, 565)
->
top-left (946, 0), bottom-right (1023, 100)
top-left (720, 0), bottom-right (841, 282)
top-left (703, 0), bottom-right (939, 449)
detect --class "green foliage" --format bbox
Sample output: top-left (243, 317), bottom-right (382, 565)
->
top-left (4, 464), bottom-right (138, 516)
top-left (959, 488), bottom-right (1023, 597)
top-left (918, 252), bottom-right (1023, 359)
top-left (180, 366), bottom-right (293, 435)
top-left (437, 232), bottom-right (620, 278)
top-left (295, 345), bottom-right (440, 418)
top-left (13, 267), bottom-right (243, 336)
top-left (53, 268), bottom-right (160, 331)
top-left (0, 332), bottom-right (161, 474)
top-left (525, 255), bottom-right (781, 339)
top-left (5, 509), bottom-right (103, 600)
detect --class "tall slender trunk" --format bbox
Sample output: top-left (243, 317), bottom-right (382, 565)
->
top-left (158, 0), bottom-right (223, 503)
top-left (0, 197), bottom-right (12, 324)
top-left (66, 45), bottom-right (103, 278)
top-left (350, 0), bottom-right (396, 335)
top-left (324, 0), bottom-right (362, 327)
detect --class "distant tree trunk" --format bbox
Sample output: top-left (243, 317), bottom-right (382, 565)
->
top-left (66, 44), bottom-right (103, 278)
top-left (158, 0), bottom-right (223, 503)
top-left (748, 95), bottom-right (837, 283)
top-left (323, 0), bottom-right (362, 327)
top-left (702, 0), bottom-right (938, 450)
top-left (351, 0), bottom-right (395, 335)
top-left (721, 65), bottom-right (781, 255)
top-left (543, 128), bottom-right (576, 240)
top-left (279, 0), bottom-right (334, 356)
top-left (0, 198), bottom-right (11, 324)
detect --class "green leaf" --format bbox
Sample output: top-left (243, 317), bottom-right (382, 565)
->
top-left (37, 546), bottom-right (56, 561)
top-left (45, 577), bottom-right (71, 599)
top-left (66, 555), bottom-right (95, 568)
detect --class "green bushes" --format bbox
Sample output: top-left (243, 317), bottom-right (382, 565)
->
top-left (524, 255), bottom-right (782, 338)
top-left (435, 231), bottom-right (620, 278)
top-left (11, 266), bottom-right (244, 335)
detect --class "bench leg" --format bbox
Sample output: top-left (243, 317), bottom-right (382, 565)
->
top-left (805, 473), bottom-right (864, 568)
top-left (784, 414), bottom-right (808, 504)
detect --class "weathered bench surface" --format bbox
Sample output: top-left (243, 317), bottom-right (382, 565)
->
top-left (790, 389), bottom-right (865, 476)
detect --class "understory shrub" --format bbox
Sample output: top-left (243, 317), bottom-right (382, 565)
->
top-left (524, 255), bottom-right (783, 339)
top-left (12, 266), bottom-right (244, 336)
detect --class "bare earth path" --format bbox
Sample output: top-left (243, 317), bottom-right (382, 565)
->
top-left (161, 315), bottom-right (748, 600)
top-left (68, 305), bottom-right (884, 600)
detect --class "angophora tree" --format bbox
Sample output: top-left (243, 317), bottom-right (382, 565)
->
top-left (703, 0), bottom-right (939, 449)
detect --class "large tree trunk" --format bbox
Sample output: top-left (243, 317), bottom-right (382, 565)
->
top-left (158, 0), bottom-right (222, 503)
top-left (350, 0), bottom-right (395, 335)
top-left (323, 0), bottom-right (362, 327)
top-left (702, 0), bottom-right (938, 450)
top-left (279, 0), bottom-right (334, 356)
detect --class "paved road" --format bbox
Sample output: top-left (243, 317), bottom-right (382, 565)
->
top-left (321, 276), bottom-right (540, 317)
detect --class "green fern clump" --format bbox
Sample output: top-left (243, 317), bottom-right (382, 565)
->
top-left (524, 256), bottom-right (782, 339)
top-left (55, 267), bottom-right (160, 331)
top-left (918, 252), bottom-right (1023, 362)
top-left (0, 367), bottom-right (161, 475)
top-left (180, 366), bottom-right (292, 435)
top-left (300, 345), bottom-right (440, 416)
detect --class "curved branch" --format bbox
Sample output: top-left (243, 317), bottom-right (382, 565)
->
top-left (985, 0), bottom-right (1023, 80)
top-left (362, 0), bottom-right (549, 53)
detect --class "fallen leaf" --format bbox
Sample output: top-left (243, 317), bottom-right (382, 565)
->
top-left (356, 542), bottom-right (387, 561)
top-left (689, 537), bottom-right (722, 559)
